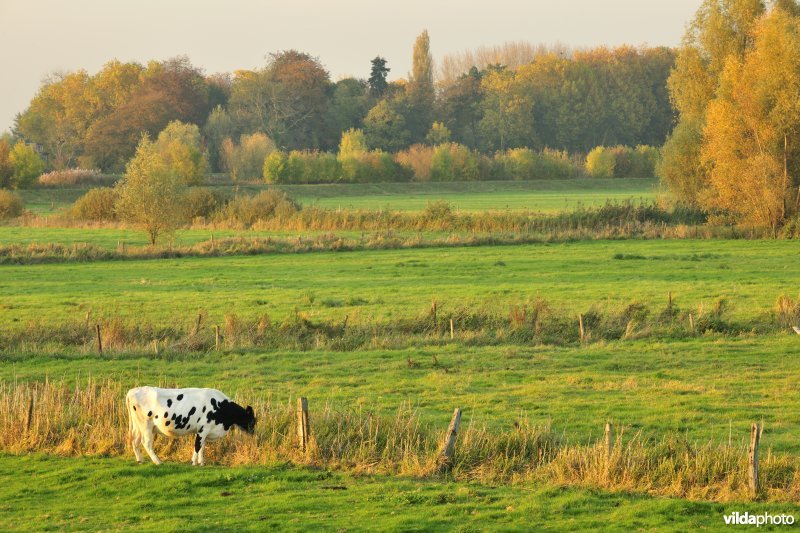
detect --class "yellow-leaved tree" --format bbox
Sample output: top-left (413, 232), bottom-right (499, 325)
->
top-left (701, 8), bottom-right (800, 232)
top-left (115, 135), bottom-right (187, 245)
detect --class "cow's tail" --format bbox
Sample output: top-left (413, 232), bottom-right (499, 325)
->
top-left (125, 389), bottom-right (138, 446)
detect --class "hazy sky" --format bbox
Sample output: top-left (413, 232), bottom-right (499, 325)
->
top-left (0, 0), bottom-right (703, 133)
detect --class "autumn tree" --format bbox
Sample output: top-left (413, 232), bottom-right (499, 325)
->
top-left (115, 135), bottom-right (187, 245)
top-left (228, 51), bottom-right (333, 150)
top-left (660, 0), bottom-right (766, 206)
top-left (701, 7), bottom-right (800, 231)
top-left (84, 57), bottom-right (211, 171)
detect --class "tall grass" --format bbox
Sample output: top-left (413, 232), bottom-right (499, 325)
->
top-left (1, 379), bottom-right (797, 501)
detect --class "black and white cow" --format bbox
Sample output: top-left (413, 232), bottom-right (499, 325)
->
top-left (126, 386), bottom-right (256, 465)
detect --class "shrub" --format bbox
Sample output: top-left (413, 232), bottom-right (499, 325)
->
top-left (36, 168), bottom-right (109, 188)
top-left (585, 146), bottom-right (616, 178)
top-left (282, 151), bottom-right (342, 184)
top-left (431, 143), bottom-right (480, 181)
top-left (223, 133), bottom-right (276, 181)
top-left (491, 148), bottom-right (575, 180)
top-left (218, 190), bottom-right (300, 226)
top-left (183, 187), bottom-right (226, 220)
top-left (395, 144), bottom-right (435, 182)
top-left (263, 151), bottom-right (287, 183)
top-left (0, 189), bottom-right (23, 219)
top-left (69, 187), bottom-right (118, 221)
top-left (9, 143), bottom-right (44, 189)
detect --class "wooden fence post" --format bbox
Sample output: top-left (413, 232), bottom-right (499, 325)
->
top-left (25, 392), bottom-right (35, 432)
top-left (668, 291), bottom-right (673, 318)
top-left (437, 408), bottom-right (462, 471)
top-left (95, 323), bottom-right (103, 354)
top-left (748, 422), bottom-right (760, 497)
top-left (431, 301), bottom-right (438, 329)
top-left (688, 313), bottom-right (695, 334)
top-left (579, 314), bottom-right (585, 342)
top-left (215, 326), bottom-right (221, 351)
top-left (297, 397), bottom-right (310, 452)
top-left (450, 319), bottom-right (454, 339)
top-left (604, 422), bottom-right (613, 460)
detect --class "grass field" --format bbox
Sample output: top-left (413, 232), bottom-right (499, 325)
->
top-left (0, 239), bottom-right (795, 325)
top-left (6, 454), bottom-right (787, 531)
top-left (3, 335), bottom-right (799, 453)
top-left (5, 178), bottom-right (800, 529)
top-left (17, 178), bottom-right (659, 215)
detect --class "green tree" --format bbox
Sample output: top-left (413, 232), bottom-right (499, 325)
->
top-left (328, 78), bottom-right (371, 133)
top-left (114, 135), bottom-right (187, 245)
top-left (155, 120), bottom-right (208, 185)
top-left (406, 30), bottom-right (435, 142)
top-left (202, 105), bottom-right (237, 172)
top-left (368, 57), bottom-right (390, 98)
top-left (364, 100), bottom-right (412, 151)
top-left (9, 143), bottom-right (45, 188)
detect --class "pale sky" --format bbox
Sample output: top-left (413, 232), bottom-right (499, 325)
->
top-left (0, 0), bottom-right (703, 133)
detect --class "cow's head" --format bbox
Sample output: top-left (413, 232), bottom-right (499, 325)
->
top-left (242, 405), bottom-right (256, 434)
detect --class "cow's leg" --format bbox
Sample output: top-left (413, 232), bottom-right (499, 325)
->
top-left (130, 423), bottom-right (144, 463)
top-left (141, 424), bottom-right (162, 465)
top-left (194, 434), bottom-right (207, 466)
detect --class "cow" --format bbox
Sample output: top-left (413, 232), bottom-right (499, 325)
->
top-left (125, 386), bottom-right (256, 465)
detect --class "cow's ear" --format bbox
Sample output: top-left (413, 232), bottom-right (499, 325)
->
top-left (246, 406), bottom-right (254, 416)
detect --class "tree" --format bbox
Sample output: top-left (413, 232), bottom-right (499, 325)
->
top-left (0, 138), bottom-right (12, 188)
top-left (202, 105), bottom-right (237, 172)
top-left (115, 135), bottom-right (187, 245)
top-left (84, 57), bottom-right (211, 172)
top-left (660, 0), bottom-right (767, 206)
top-left (223, 133), bottom-right (276, 181)
top-left (701, 8), bottom-right (800, 230)
top-left (425, 122), bottom-right (451, 145)
top-left (363, 100), bottom-right (412, 152)
top-left (437, 67), bottom-right (484, 148)
top-left (478, 67), bottom-right (536, 151)
top-left (328, 78), bottom-right (371, 133)
top-left (9, 143), bottom-right (45, 188)
top-left (155, 120), bottom-right (208, 185)
top-left (228, 51), bottom-right (333, 151)
top-left (368, 57), bottom-right (390, 98)
top-left (407, 30), bottom-right (435, 142)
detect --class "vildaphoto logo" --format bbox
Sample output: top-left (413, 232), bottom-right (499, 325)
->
top-left (723, 511), bottom-right (795, 527)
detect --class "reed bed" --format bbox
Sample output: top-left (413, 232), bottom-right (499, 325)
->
top-left (1, 379), bottom-right (798, 502)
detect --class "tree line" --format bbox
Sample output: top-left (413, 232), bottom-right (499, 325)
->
top-left (9, 32), bottom-right (675, 175)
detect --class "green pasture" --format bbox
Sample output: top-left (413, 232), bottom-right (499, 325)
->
top-left (0, 226), bottom-right (349, 249)
top-left (0, 239), bottom-right (796, 326)
top-left (4, 454), bottom-right (779, 531)
top-left (3, 335), bottom-right (799, 453)
top-left (266, 178), bottom-right (659, 213)
top-left (17, 178), bottom-right (659, 215)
